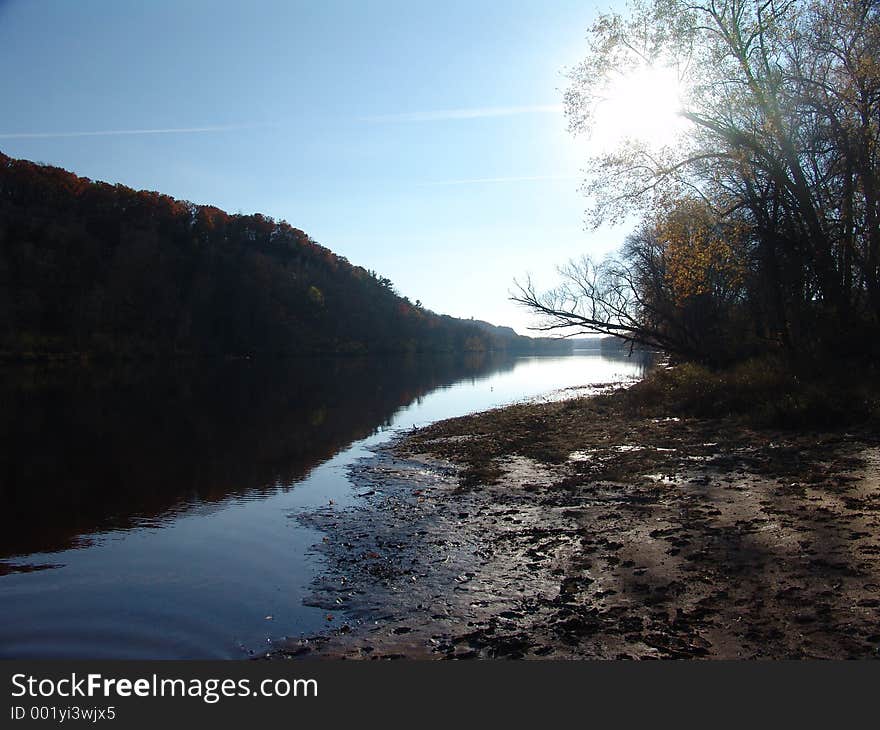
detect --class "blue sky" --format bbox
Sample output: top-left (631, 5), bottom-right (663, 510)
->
top-left (0, 0), bottom-right (629, 334)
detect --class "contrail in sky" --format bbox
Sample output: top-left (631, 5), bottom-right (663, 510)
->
top-left (418, 174), bottom-right (579, 186)
top-left (362, 104), bottom-right (563, 123)
top-left (0, 123), bottom-right (271, 139)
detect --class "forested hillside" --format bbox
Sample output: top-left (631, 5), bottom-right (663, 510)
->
top-left (0, 152), bottom-right (566, 360)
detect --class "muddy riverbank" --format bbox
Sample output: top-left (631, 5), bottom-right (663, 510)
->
top-left (277, 372), bottom-right (880, 659)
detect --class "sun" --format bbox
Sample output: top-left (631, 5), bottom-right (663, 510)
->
top-left (588, 64), bottom-right (688, 152)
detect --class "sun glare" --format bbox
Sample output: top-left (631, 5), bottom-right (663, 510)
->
top-left (589, 64), bottom-right (687, 151)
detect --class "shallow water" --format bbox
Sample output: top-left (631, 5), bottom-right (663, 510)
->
top-left (0, 351), bottom-right (648, 658)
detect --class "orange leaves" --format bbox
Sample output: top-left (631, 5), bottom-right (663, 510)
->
top-left (654, 198), bottom-right (747, 303)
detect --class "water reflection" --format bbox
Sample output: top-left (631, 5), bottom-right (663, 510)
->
top-left (0, 351), bottom-right (651, 658)
top-left (0, 353), bottom-right (517, 564)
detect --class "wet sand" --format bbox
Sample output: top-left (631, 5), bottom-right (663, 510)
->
top-left (277, 386), bottom-right (880, 659)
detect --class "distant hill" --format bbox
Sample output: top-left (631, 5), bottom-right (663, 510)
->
top-left (471, 319), bottom-right (569, 355)
top-left (0, 151), bottom-right (566, 360)
top-left (568, 336), bottom-right (603, 350)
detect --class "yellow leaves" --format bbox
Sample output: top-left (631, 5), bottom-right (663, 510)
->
top-left (654, 198), bottom-right (747, 303)
top-left (852, 53), bottom-right (880, 86)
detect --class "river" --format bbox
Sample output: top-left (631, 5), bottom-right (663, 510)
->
top-left (0, 350), bottom-right (649, 658)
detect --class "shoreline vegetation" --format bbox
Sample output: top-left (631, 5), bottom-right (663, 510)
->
top-left (277, 359), bottom-right (880, 659)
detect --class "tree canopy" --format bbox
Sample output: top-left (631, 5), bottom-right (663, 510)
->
top-left (516, 0), bottom-right (880, 364)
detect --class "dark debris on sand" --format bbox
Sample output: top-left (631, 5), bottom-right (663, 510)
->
top-left (275, 387), bottom-right (880, 660)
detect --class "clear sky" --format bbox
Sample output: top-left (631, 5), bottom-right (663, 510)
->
top-left (0, 0), bottom-right (630, 334)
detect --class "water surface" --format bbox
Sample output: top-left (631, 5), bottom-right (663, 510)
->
top-left (0, 351), bottom-right (648, 658)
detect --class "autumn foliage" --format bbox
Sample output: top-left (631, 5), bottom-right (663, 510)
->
top-left (0, 151), bottom-right (558, 360)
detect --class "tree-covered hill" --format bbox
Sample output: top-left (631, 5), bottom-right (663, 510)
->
top-left (0, 152), bottom-right (566, 360)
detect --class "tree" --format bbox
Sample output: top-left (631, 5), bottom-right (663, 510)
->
top-left (519, 0), bottom-right (880, 362)
top-left (512, 201), bottom-right (749, 364)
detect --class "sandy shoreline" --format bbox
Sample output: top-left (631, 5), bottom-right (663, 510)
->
top-left (275, 385), bottom-right (880, 660)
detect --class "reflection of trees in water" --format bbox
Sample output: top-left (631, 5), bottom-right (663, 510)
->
top-left (597, 340), bottom-right (657, 376)
top-left (0, 353), bottom-right (517, 559)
